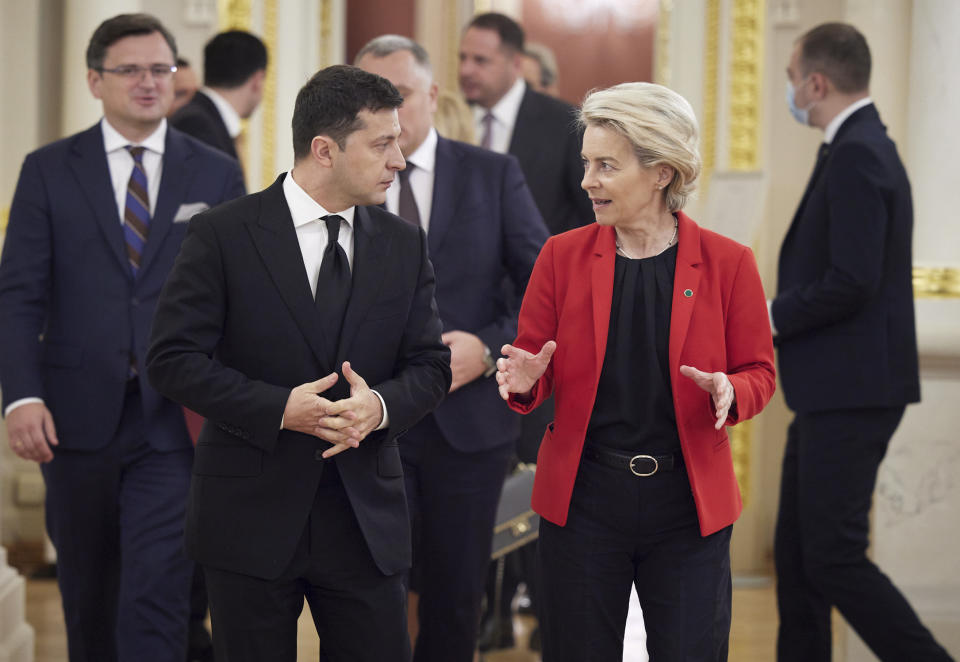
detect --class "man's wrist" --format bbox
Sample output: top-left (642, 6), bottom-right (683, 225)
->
top-left (481, 345), bottom-right (497, 378)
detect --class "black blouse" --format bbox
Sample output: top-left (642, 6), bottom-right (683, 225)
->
top-left (585, 242), bottom-right (681, 453)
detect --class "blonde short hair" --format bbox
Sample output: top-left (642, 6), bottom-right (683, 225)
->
top-left (579, 82), bottom-right (701, 211)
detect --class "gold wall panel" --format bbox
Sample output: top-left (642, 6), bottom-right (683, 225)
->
top-left (701, 0), bottom-right (720, 193)
top-left (655, 0), bottom-right (673, 86)
top-left (260, 0), bottom-right (277, 189)
top-left (728, 0), bottom-right (764, 171)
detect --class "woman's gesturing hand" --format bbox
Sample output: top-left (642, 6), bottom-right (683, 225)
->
top-left (679, 365), bottom-right (736, 430)
top-left (495, 341), bottom-right (557, 401)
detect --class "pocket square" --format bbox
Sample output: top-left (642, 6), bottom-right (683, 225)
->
top-left (173, 202), bottom-right (210, 223)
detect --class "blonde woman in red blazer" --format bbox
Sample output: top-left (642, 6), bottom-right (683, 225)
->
top-left (496, 83), bottom-right (775, 661)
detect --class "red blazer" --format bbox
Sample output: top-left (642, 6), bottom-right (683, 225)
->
top-left (508, 212), bottom-right (775, 536)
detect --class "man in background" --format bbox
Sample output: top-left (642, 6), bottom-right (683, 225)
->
top-left (356, 35), bottom-right (547, 662)
top-left (171, 30), bottom-right (267, 164)
top-left (458, 12), bottom-right (591, 235)
top-left (0, 13), bottom-right (244, 661)
top-left (521, 42), bottom-right (559, 97)
top-left (772, 22), bottom-right (953, 662)
top-left (170, 56), bottom-right (199, 116)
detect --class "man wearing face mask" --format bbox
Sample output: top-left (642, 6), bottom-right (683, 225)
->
top-left (770, 23), bottom-right (953, 662)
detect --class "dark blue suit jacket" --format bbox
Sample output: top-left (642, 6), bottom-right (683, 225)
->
top-left (510, 87), bottom-right (593, 235)
top-left (772, 104), bottom-right (920, 412)
top-left (0, 122), bottom-right (246, 451)
top-left (425, 136), bottom-right (548, 453)
top-left (171, 91), bottom-right (239, 161)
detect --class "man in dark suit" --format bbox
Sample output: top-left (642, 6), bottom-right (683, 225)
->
top-left (171, 30), bottom-right (267, 163)
top-left (146, 65), bottom-right (451, 662)
top-left (459, 14), bottom-right (587, 647)
top-left (356, 36), bottom-right (548, 662)
top-left (0, 14), bottom-right (245, 662)
top-left (772, 23), bottom-right (952, 662)
top-left (458, 12), bottom-right (591, 237)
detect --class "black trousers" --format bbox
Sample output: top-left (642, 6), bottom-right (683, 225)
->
top-left (774, 407), bottom-right (953, 662)
top-left (41, 388), bottom-right (194, 662)
top-left (203, 464), bottom-right (410, 662)
top-left (537, 453), bottom-right (732, 662)
top-left (401, 414), bottom-right (514, 662)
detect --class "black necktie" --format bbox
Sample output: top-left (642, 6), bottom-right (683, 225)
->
top-left (315, 215), bottom-right (351, 360)
top-left (397, 164), bottom-right (422, 227)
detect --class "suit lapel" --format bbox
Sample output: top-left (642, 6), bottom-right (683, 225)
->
top-left (590, 227), bottom-right (616, 378)
top-left (427, 137), bottom-right (460, 255)
top-left (139, 128), bottom-right (194, 279)
top-left (669, 213), bottom-right (702, 379)
top-left (248, 175), bottom-right (332, 370)
top-left (336, 206), bottom-right (390, 363)
top-left (68, 124), bottom-right (131, 278)
top-left (197, 93), bottom-right (237, 158)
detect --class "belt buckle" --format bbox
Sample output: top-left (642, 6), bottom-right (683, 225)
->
top-left (629, 454), bottom-right (658, 477)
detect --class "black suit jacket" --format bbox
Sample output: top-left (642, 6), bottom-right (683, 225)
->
top-left (171, 91), bottom-right (238, 160)
top-left (425, 136), bottom-right (547, 452)
top-left (509, 87), bottom-right (593, 235)
top-left (146, 174), bottom-right (451, 579)
top-left (0, 123), bottom-right (245, 451)
top-left (772, 104), bottom-right (920, 413)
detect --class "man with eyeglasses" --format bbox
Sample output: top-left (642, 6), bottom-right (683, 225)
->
top-left (0, 13), bottom-right (244, 662)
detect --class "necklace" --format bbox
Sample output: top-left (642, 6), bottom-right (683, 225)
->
top-left (615, 217), bottom-right (678, 259)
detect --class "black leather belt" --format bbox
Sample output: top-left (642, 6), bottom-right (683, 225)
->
top-left (582, 445), bottom-right (682, 477)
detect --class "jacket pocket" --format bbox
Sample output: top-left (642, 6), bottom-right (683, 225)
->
top-left (377, 441), bottom-right (404, 477)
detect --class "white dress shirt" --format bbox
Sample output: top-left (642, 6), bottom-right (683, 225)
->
top-left (472, 78), bottom-right (527, 154)
top-left (102, 117), bottom-right (166, 223)
top-left (281, 171), bottom-right (388, 430)
top-left (385, 128), bottom-right (437, 232)
top-left (5, 118), bottom-right (167, 417)
top-left (199, 87), bottom-right (242, 139)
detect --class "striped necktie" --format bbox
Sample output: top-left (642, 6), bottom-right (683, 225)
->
top-left (123, 145), bottom-right (151, 275)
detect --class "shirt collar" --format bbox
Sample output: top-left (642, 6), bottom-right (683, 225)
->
top-left (200, 87), bottom-right (242, 138)
top-left (405, 127), bottom-right (438, 173)
top-left (474, 77), bottom-right (526, 127)
top-left (282, 170), bottom-right (356, 229)
top-left (824, 97), bottom-right (872, 144)
top-left (101, 117), bottom-right (167, 155)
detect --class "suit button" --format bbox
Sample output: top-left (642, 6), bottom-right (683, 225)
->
top-left (314, 450), bottom-right (324, 461)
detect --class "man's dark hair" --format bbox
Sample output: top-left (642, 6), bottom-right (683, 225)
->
top-left (86, 13), bottom-right (177, 70)
top-left (176, 57), bottom-right (191, 69)
top-left (467, 12), bottom-right (525, 54)
top-left (292, 65), bottom-right (403, 159)
top-left (204, 30), bottom-right (268, 88)
top-left (798, 22), bottom-right (871, 93)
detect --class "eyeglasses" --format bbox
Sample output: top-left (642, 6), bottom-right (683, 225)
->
top-left (97, 64), bottom-right (178, 80)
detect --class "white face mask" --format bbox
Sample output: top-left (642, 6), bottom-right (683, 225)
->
top-left (786, 78), bottom-right (816, 125)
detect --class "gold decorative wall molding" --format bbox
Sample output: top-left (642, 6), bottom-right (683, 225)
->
top-left (319, 0), bottom-right (334, 68)
top-left (655, 0), bottom-right (673, 86)
top-left (914, 267), bottom-right (960, 299)
top-left (1, 206), bottom-right (8, 234)
top-left (701, 0), bottom-right (720, 194)
top-left (218, 0), bottom-right (252, 30)
top-left (260, 0), bottom-right (277, 189)
top-left (728, 0), bottom-right (764, 171)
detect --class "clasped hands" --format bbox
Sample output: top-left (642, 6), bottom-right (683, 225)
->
top-left (282, 361), bottom-right (382, 458)
top-left (496, 341), bottom-right (735, 429)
